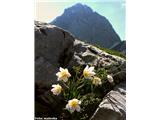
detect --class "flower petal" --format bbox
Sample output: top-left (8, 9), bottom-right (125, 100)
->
top-left (59, 67), bottom-right (64, 72)
top-left (88, 66), bottom-right (94, 71)
top-left (76, 106), bottom-right (81, 112)
top-left (57, 78), bottom-right (60, 81)
top-left (99, 81), bottom-right (102, 85)
top-left (90, 72), bottom-right (96, 76)
top-left (84, 65), bottom-right (89, 71)
top-left (56, 72), bottom-right (60, 76)
top-left (66, 104), bottom-right (69, 109)
top-left (63, 77), bottom-right (68, 82)
top-left (52, 85), bottom-right (56, 87)
top-left (51, 88), bottom-right (54, 92)
top-left (68, 72), bottom-right (71, 77)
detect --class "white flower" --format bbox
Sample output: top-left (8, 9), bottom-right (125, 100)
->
top-left (56, 67), bottom-right (71, 82)
top-left (107, 75), bottom-right (114, 83)
top-left (51, 84), bottom-right (62, 95)
top-left (66, 98), bottom-right (81, 113)
top-left (92, 76), bottom-right (102, 86)
top-left (83, 65), bottom-right (96, 79)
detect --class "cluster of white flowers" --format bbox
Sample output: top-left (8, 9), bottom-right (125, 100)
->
top-left (83, 65), bottom-right (102, 86)
top-left (50, 65), bottom-right (114, 113)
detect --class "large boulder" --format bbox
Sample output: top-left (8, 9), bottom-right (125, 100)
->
top-left (90, 81), bottom-right (126, 120)
top-left (35, 21), bottom-right (75, 66)
top-left (35, 21), bottom-right (75, 85)
top-left (35, 21), bottom-right (75, 117)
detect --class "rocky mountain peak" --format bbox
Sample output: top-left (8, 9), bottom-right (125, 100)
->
top-left (51, 3), bottom-right (121, 48)
top-left (64, 3), bottom-right (93, 15)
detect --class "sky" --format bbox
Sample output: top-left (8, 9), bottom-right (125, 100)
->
top-left (35, 0), bottom-right (125, 40)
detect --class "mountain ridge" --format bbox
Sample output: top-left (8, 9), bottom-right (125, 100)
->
top-left (51, 3), bottom-right (121, 48)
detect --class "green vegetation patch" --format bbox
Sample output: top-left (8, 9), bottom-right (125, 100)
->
top-left (95, 45), bottom-right (126, 59)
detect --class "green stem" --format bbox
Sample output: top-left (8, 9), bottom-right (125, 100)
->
top-left (61, 81), bottom-right (69, 89)
top-left (91, 84), bottom-right (94, 93)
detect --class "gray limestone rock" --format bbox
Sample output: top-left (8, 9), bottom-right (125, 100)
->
top-left (68, 39), bottom-right (126, 75)
top-left (90, 82), bottom-right (126, 120)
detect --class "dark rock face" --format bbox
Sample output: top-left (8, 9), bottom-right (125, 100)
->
top-left (35, 21), bottom-right (75, 67)
top-left (35, 21), bottom-right (75, 117)
top-left (35, 21), bottom-right (75, 83)
top-left (111, 41), bottom-right (126, 54)
top-left (51, 3), bottom-right (121, 48)
top-left (90, 82), bottom-right (126, 120)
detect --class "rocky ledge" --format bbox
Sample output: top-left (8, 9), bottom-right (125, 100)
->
top-left (35, 21), bottom-right (126, 120)
top-left (90, 81), bottom-right (126, 120)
